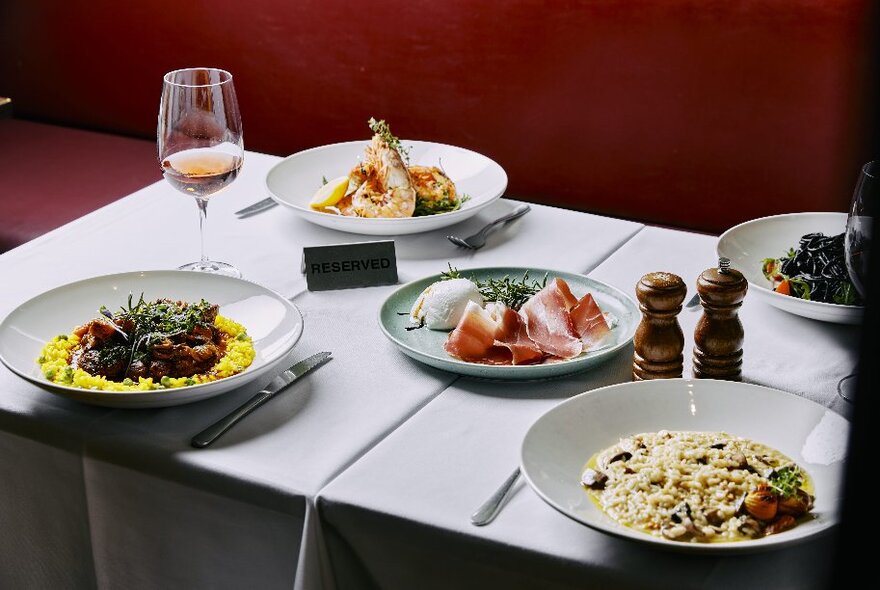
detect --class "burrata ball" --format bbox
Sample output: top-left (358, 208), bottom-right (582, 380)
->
top-left (410, 278), bottom-right (484, 330)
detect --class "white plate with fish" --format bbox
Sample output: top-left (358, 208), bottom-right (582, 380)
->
top-left (717, 212), bottom-right (862, 324)
top-left (521, 379), bottom-right (849, 553)
top-left (265, 139), bottom-right (507, 236)
top-left (0, 271), bottom-right (303, 408)
top-left (378, 267), bottom-right (638, 379)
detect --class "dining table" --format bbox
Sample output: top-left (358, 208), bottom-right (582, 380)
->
top-left (0, 149), bottom-right (857, 590)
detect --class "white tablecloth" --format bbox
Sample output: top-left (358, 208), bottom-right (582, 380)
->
top-left (0, 151), bottom-right (647, 589)
top-left (318, 226), bottom-right (857, 590)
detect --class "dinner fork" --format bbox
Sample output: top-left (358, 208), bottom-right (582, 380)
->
top-left (447, 204), bottom-right (531, 250)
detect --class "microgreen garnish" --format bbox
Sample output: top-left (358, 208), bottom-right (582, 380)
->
top-left (768, 465), bottom-right (803, 498)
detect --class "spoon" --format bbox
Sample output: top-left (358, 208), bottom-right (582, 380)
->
top-left (470, 467), bottom-right (521, 526)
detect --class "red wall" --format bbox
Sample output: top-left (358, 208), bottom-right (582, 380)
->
top-left (1, 0), bottom-right (875, 233)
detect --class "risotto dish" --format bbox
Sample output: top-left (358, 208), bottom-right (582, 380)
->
top-left (581, 431), bottom-right (814, 543)
top-left (37, 296), bottom-right (255, 392)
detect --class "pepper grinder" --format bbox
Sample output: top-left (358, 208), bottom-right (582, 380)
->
top-left (693, 257), bottom-right (748, 380)
top-left (633, 272), bottom-right (686, 380)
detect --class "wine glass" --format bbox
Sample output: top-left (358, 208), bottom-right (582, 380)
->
top-left (838, 160), bottom-right (877, 402)
top-left (158, 67), bottom-right (243, 278)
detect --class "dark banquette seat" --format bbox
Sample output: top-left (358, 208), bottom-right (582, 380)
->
top-left (0, 1), bottom-right (875, 252)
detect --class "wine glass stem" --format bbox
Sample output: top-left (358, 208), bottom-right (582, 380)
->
top-left (196, 197), bottom-right (209, 264)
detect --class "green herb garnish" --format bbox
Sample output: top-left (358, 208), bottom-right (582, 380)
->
top-left (322, 176), bottom-right (328, 186)
top-left (97, 344), bottom-right (128, 366)
top-left (761, 258), bottom-right (781, 281)
top-left (441, 264), bottom-right (548, 310)
top-left (788, 277), bottom-right (812, 300)
top-left (413, 194), bottom-right (469, 216)
top-left (116, 294), bottom-right (213, 345)
top-left (440, 264), bottom-right (464, 281)
top-left (768, 465), bottom-right (803, 498)
top-left (107, 294), bottom-right (216, 375)
top-left (368, 117), bottom-right (410, 163)
top-left (833, 281), bottom-right (859, 305)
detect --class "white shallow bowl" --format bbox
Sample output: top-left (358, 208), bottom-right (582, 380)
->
top-left (0, 271), bottom-right (303, 408)
top-left (521, 379), bottom-right (849, 553)
top-left (717, 212), bottom-right (862, 324)
top-left (265, 140), bottom-right (507, 235)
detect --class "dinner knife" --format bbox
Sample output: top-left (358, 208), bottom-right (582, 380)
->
top-left (234, 197), bottom-right (277, 217)
top-left (191, 351), bottom-right (332, 448)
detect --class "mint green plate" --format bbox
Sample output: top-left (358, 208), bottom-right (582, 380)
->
top-left (378, 267), bottom-right (638, 380)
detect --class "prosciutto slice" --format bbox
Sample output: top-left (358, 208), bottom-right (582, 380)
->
top-left (444, 302), bottom-right (543, 365)
top-left (519, 278), bottom-right (583, 359)
top-left (490, 303), bottom-right (544, 365)
top-left (444, 279), bottom-right (612, 365)
top-left (570, 293), bottom-right (610, 349)
top-left (443, 301), bottom-right (511, 364)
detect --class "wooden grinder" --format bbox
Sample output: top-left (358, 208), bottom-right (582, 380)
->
top-left (633, 272), bottom-right (686, 380)
top-left (693, 257), bottom-right (748, 381)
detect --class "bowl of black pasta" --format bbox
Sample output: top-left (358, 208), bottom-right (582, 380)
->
top-left (717, 212), bottom-right (862, 324)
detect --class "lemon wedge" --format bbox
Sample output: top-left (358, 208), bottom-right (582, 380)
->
top-left (309, 176), bottom-right (350, 209)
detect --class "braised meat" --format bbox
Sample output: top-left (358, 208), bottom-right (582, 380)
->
top-left (70, 296), bottom-right (225, 382)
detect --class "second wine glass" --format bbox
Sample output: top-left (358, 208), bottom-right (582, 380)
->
top-left (158, 67), bottom-right (243, 278)
top-left (845, 160), bottom-right (876, 299)
top-left (838, 160), bottom-right (876, 402)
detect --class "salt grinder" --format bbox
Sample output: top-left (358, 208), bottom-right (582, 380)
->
top-left (693, 257), bottom-right (748, 381)
top-left (633, 272), bottom-right (686, 380)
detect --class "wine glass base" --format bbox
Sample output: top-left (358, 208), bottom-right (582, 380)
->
top-left (837, 372), bottom-right (857, 402)
top-left (178, 260), bottom-right (241, 278)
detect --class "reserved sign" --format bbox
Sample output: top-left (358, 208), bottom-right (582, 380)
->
top-left (303, 241), bottom-right (398, 291)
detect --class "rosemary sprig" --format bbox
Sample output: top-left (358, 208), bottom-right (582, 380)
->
top-left (104, 295), bottom-right (215, 374)
top-left (368, 117), bottom-right (410, 163)
top-left (440, 263), bottom-right (463, 281)
top-left (441, 264), bottom-right (548, 310)
top-left (115, 296), bottom-right (212, 346)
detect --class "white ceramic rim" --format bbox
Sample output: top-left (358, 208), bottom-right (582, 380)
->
top-left (520, 378), bottom-right (849, 554)
top-left (0, 270), bottom-right (303, 406)
top-left (716, 211), bottom-right (863, 312)
top-left (264, 139), bottom-right (508, 227)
